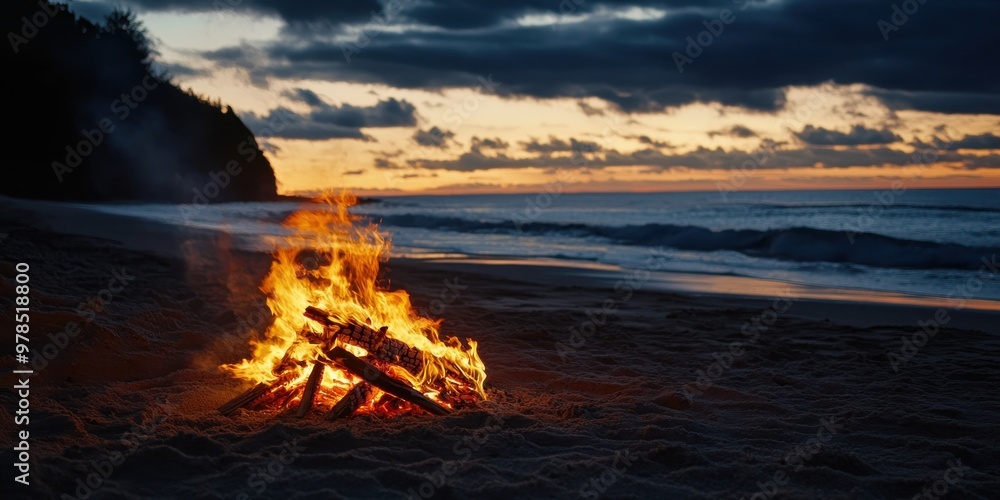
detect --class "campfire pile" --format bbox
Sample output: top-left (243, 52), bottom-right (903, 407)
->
top-left (217, 193), bottom-right (487, 420)
top-left (219, 306), bottom-right (479, 419)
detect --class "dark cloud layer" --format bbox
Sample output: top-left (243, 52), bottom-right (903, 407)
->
top-left (952, 133), bottom-right (1000, 150)
top-left (470, 137), bottom-right (509, 152)
top-left (523, 137), bottom-right (602, 154)
top-left (127, 0), bottom-right (381, 25)
top-left (631, 135), bottom-right (674, 149)
top-left (156, 0), bottom-right (1000, 115)
top-left (242, 90), bottom-right (416, 140)
top-left (395, 137), bottom-right (1000, 172)
top-left (413, 126), bottom-right (455, 148)
top-left (795, 125), bottom-right (901, 146)
top-left (709, 125), bottom-right (758, 139)
top-left (863, 89), bottom-right (1000, 115)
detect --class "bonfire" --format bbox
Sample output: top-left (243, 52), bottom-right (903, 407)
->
top-left (218, 193), bottom-right (487, 419)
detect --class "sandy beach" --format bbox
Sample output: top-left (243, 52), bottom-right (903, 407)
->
top-left (1, 202), bottom-right (998, 500)
top-left (6, 0), bottom-right (1000, 497)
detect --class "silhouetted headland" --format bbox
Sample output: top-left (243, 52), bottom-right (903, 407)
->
top-left (2, 1), bottom-right (281, 203)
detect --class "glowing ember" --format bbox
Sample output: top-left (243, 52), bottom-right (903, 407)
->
top-left (219, 192), bottom-right (487, 418)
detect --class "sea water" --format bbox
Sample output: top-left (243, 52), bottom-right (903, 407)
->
top-left (83, 188), bottom-right (1000, 304)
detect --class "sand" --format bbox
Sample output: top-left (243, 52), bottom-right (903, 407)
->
top-left (0, 204), bottom-right (998, 500)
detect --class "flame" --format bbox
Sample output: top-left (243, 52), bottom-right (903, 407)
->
top-left (222, 191), bottom-right (487, 415)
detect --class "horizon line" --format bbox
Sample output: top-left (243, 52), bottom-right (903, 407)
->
top-left (286, 183), bottom-right (1000, 198)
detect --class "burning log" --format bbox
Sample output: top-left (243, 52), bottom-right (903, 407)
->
top-left (218, 382), bottom-right (271, 416)
top-left (218, 371), bottom-right (297, 416)
top-left (323, 346), bottom-right (451, 416)
top-left (276, 385), bottom-right (302, 409)
top-left (305, 306), bottom-right (424, 374)
top-left (295, 362), bottom-right (325, 417)
top-left (217, 196), bottom-right (488, 422)
top-left (324, 381), bottom-right (374, 421)
top-left (218, 344), bottom-right (305, 416)
top-left (304, 309), bottom-right (479, 389)
top-left (301, 306), bottom-right (479, 418)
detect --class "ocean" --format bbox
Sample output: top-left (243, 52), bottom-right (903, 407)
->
top-left (83, 188), bottom-right (1000, 306)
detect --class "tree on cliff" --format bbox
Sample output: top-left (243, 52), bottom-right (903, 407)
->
top-left (1, 0), bottom-right (280, 203)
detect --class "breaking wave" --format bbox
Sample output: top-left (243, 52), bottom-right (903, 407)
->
top-left (370, 213), bottom-right (996, 270)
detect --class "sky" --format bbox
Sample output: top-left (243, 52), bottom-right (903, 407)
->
top-left (69, 0), bottom-right (1000, 196)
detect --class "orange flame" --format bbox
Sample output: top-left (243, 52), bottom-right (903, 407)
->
top-left (222, 191), bottom-right (487, 415)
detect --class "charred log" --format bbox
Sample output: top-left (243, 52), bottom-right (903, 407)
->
top-left (218, 382), bottom-right (271, 416)
top-left (295, 362), bottom-right (325, 417)
top-left (323, 346), bottom-right (451, 416)
top-left (324, 381), bottom-right (374, 421)
top-left (304, 306), bottom-right (424, 374)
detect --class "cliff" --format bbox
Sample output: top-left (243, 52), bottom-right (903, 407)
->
top-left (1, 1), bottom-right (280, 203)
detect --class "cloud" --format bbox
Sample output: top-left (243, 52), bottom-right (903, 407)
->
top-left (863, 89), bottom-right (1000, 115)
top-left (577, 101), bottom-right (605, 116)
top-left (282, 87), bottom-right (324, 107)
top-left (708, 125), bottom-right (757, 139)
top-left (412, 127), bottom-right (455, 148)
top-left (398, 140), bottom-right (1000, 172)
top-left (522, 137), bottom-right (602, 154)
top-left (629, 135), bottom-right (674, 149)
top-left (471, 137), bottom-right (509, 152)
top-left (952, 133), bottom-right (1000, 150)
top-left (311, 97), bottom-right (416, 128)
top-left (241, 108), bottom-right (366, 140)
top-left (124, 0), bottom-right (382, 25)
top-left (187, 0), bottom-right (999, 114)
top-left (126, 0), bottom-right (711, 30)
top-left (795, 125), bottom-right (901, 146)
top-left (240, 95), bottom-right (417, 140)
top-left (374, 157), bottom-right (401, 169)
top-left (343, 169), bottom-right (365, 175)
